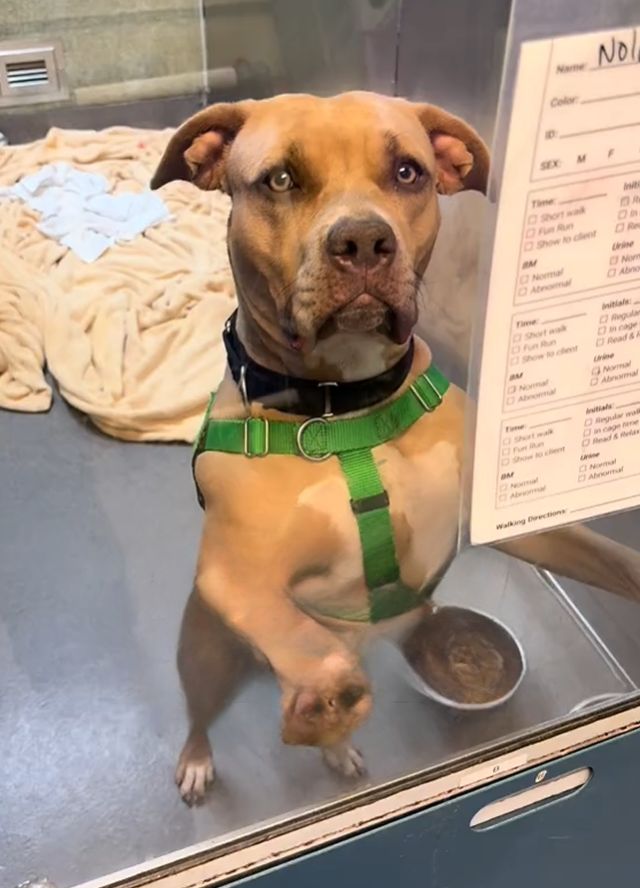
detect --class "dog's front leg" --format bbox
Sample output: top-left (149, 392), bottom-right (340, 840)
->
top-left (196, 564), bottom-right (372, 757)
top-left (197, 564), bottom-right (362, 681)
top-left (496, 524), bottom-right (640, 601)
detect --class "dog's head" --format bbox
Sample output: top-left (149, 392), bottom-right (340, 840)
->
top-left (152, 92), bottom-right (488, 375)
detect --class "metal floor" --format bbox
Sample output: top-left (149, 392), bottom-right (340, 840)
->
top-left (2, 399), bottom-right (640, 888)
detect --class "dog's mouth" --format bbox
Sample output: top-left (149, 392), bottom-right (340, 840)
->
top-left (286, 292), bottom-right (416, 352)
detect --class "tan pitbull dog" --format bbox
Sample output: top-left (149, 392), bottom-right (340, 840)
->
top-left (152, 92), bottom-right (640, 804)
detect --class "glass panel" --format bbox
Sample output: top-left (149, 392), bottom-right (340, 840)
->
top-left (2, 2), bottom-right (640, 887)
top-left (203, 0), bottom-right (402, 96)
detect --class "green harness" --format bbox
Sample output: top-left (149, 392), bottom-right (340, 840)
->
top-left (193, 364), bottom-right (450, 623)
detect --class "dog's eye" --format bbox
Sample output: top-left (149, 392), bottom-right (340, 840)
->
top-left (396, 161), bottom-right (421, 185)
top-left (266, 169), bottom-right (294, 192)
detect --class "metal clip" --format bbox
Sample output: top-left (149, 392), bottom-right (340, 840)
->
top-left (239, 364), bottom-right (249, 408)
top-left (317, 381), bottom-right (338, 418)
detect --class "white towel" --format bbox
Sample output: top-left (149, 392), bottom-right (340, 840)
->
top-left (0, 161), bottom-right (171, 262)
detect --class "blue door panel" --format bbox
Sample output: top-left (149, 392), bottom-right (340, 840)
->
top-left (235, 727), bottom-right (640, 887)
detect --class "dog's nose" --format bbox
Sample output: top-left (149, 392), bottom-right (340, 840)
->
top-left (326, 215), bottom-right (397, 271)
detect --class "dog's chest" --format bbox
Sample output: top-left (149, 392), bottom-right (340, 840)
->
top-left (289, 436), bottom-right (461, 622)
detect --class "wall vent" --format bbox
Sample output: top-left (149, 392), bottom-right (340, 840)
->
top-left (0, 40), bottom-right (68, 106)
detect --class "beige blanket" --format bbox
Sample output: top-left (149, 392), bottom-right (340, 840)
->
top-left (0, 127), bottom-right (235, 442)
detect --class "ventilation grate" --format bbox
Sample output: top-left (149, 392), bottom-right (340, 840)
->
top-left (6, 58), bottom-right (50, 88)
top-left (0, 40), bottom-right (68, 106)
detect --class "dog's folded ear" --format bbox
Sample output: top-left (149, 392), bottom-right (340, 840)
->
top-left (151, 101), bottom-right (253, 191)
top-left (414, 104), bottom-right (490, 196)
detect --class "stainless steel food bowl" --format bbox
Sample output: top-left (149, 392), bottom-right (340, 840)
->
top-left (388, 605), bottom-right (526, 712)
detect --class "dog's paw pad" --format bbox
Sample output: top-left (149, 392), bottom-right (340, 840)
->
top-left (323, 744), bottom-right (366, 779)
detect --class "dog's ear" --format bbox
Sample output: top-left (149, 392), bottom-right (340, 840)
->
top-left (151, 101), bottom-right (253, 191)
top-left (414, 104), bottom-right (489, 195)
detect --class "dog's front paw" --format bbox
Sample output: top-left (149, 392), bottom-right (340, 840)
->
top-left (281, 652), bottom-right (373, 748)
top-left (175, 731), bottom-right (215, 805)
top-left (323, 742), bottom-right (367, 779)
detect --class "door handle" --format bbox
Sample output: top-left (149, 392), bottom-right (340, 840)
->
top-left (470, 767), bottom-right (592, 829)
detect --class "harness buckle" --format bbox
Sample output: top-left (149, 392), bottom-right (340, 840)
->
top-left (243, 417), bottom-right (269, 457)
top-left (410, 374), bottom-right (443, 413)
top-left (297, 416), bottom-right (331, 461)
top-left (351, 491), bottom-right (390, 515)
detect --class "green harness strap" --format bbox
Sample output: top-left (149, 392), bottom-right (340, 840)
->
top-left (193, 364), bottom-right (449, 622)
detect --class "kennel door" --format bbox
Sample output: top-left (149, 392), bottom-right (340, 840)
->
top-left (226, 719), bottom-right (640, 888)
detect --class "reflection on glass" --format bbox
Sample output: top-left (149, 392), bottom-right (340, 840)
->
top-left (1, 3), bottom-right (640, 888)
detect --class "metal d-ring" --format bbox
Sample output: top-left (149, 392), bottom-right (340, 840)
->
top-left (295, 380), bottom-right (338, 461)
top-left (297, 416), bottom-right (331, 461)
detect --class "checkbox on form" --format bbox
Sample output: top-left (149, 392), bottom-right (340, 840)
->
top-left (619, 210), bottom-right (628, 220)
top-left (608, 268), bottom-right (617, 277)
top-left (600, 315), bottom-right (608, 323)
top-left (610, 255), bottom-right (619, 265)
top-left (528, 214), bottom-right (537, 224)
top-left (507, 397), bottom-right (515, 405)
top-left (579, 475), bottom-right (586, 482)
top-left (621, 196), bottom-right (630, 206)
top-left (513, 333), bottom-right (521, 342)
top-left (616, 223), bottom-right (625, 233)
top-left (520, 275), bottom-right (529, 284)
top-left (524, 241), bottom-right (533, 251)
top-left (597, 338), bottom-right (604, 346)
top-left (585, 418), bottom-right (592, 426)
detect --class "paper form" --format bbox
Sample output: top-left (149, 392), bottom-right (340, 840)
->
top-left (471, 26), bottom-right (640, 544)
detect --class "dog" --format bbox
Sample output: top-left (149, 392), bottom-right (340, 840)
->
top-left (151, 92), bottom-right (640, 804)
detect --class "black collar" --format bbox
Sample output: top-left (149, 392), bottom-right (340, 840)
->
top-left (223, 311), bottom-right (415, 417)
